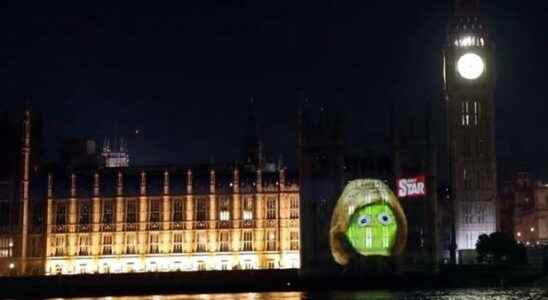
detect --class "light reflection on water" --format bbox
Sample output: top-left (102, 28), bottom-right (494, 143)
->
top-left (47, 288), bottom-right (548, 300)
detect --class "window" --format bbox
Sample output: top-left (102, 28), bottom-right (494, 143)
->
top-left (102, 200), bottom-right (113, 224)
top-left (172, 198), bottom-right (184, 222)
top-left (267, 259), bottom-right (276, 269)
top-left (54, 235), bottom-right (65, 256)
top-left (78, 202), bottom-right (90, 224)
top-left (149, 199), bottom-right (161, 223)
top-left (242, 196), bottom-right (253, 220)
top-left (220, 211), bottom-right (230, 221)
top-left (197, 261), bottom-right (206, 271)
top-left (290, 230), bottom-right (299, 250)
top-left (243, 260), bottom-right (253, 270)
top-left (78, 235), bottom-right (90, 256)
top-left (473, 101), bottom-right (480, 126)
top-left (0, 238), bottom-right (13, 257)
top-left (102, 235), bottom-right (113, 255)
top-left (126, 234), bottom-right (136, 254)
top-left (32, 202), bottom-right (43, 226)
top-left (218, 196), bottom-right (230, 221)
top-left (195, 197), bottom-right (208, 221)
top-left (219, 231), bottom-right (230, 252)
top-left (79, 264), bottom-right (87, 274)
top-left (149, 233), bottom-right (159, 254)
top-left (55, 203), bottom-right (67, 225)
top-left (221, 260), bottom-right (229, 271)
top-left (290, 197), bottom-right (299, 219)
top-left (196, 232), bottom-right (207, 252)
top-left (242, 230), bottom-right (253, 251)
top-left (460, 101), bottom-right (475, 127)
top-left (126, 200), bottom-right (137, 224)
top-left (30, 236), bottom-right (41, 257)
top-left (173, 232), bottom-right (183, 253)
top-left (266, 196), bottom-right (277, 220)
top-left (266, 230), bottom-right (277, 251)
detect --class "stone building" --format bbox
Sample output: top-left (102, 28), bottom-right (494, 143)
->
top-left (511, 173), bottom-right (548, 247)
top-left (44, 165), bottom-right (300, 275)
top-left (0, 106), bottom-right (301, 276)
top-left (443, 0), bottom-right (498, 263)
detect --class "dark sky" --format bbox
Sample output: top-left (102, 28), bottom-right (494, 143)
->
top-left (1, 1), bottom-right (547, 178)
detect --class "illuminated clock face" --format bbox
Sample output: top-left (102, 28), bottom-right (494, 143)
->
top-left (457, 53), bottom-right (485, 80)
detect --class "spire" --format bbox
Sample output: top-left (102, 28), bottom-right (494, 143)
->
top-left (120, 138), bottom-right (127, 153)
top-left (424, 99), bottom-right (433, 144)
top-left (244, 97), bottom-right (262, 167)
top-left (455, 0), bottom-right (480, 16)
top-left (102, 137), bottom-right (111, 153)
top-left (389, 99), bottom-right (399, 145)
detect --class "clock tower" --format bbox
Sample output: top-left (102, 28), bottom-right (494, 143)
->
top-left (443, 0), bottom-right (498, 263)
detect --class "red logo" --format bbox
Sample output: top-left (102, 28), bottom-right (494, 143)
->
top-left (397, 176), bottom-right (426, 198)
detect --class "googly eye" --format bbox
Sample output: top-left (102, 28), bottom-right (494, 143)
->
top-left (378, 213), bottom-right (393, 225)
top-left (357, 215), bottom-right (371, 227)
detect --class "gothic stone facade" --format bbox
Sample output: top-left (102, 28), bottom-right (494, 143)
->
top-left (44, 166), bottom-right (300, 275)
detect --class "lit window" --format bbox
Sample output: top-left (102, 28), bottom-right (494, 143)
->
top-left (243, 260), bottom-right (253, 270)
top-left (266, 197), bottom-right (277, 220)
top-left (290, 230), bottom-right (299, 250)
top-left (242, 196), bottom-right (253, 221)
top-left (149, 199), bottom-right (161, 223)
top-left (173, 232), bottom-right (183, 253)
top-left (195, 197), bottom-right (208, 221)
top-left (243, 210), bottom-right (253, 220)
top-left (290, 197), bottom-right (299, 219)
top-left (102, 235), bottom-right (113, 255)
top-left (149, 233), bottom-right (159, 254)
top-left (196, 232), bottom-right (207, 252)
top-left (172, 198), bottom-right (184, 222)
top-left (102, 200), bottom-right (113, 224)
top-left (78, 202), bottom-right (90, 225)
top-left (54, 235), bottom-right (65, 256)
top-left (79, 264), bottom-right (87, 274)
top-left (102, 263), bottom-right (110, 274)
top-left (219, 231), bottom-right (230, 252)
top-left (266, 230), bottom-right (277, 251)
top-left (78, 235), bottom-right (90, 256)
top-left (126, 200), bottom-right (137, 224)
top-left (0, 238), bottom-right (13, 257)
top-left (242, 231), bottom-right (253, 251)
top-left (126, 234), bottom-right (137, 254)
top-left (220, 211), bottom-right (230, 221)
top-left (55, 203), bottom-right (67, 226)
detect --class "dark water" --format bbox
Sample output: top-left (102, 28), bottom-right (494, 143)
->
top-left (46, 289), bottom-right (548, 300)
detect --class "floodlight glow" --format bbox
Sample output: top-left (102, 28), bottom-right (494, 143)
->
top-left (457, 53), bottom-right (484, 80)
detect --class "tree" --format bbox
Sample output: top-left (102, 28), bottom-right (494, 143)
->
top-left (475, 232), bottom-right (524, 265)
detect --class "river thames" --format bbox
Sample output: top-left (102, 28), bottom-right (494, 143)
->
top-left (45, 288), bottom-right (547, 300)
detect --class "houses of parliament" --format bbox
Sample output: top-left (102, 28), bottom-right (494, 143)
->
top-left (0, 107), bottom-right (301, 276)
top-left (0, 0), bottom-right (499, 277)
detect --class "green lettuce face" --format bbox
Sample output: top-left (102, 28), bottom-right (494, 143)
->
top-left (345, 202), bottom-right (398, 256)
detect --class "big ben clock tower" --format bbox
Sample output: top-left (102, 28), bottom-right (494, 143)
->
top-left (443, 0), bottom-right (498, 263)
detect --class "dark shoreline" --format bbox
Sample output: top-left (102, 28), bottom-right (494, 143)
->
top-left (0, 267), bottom-right (545, 299)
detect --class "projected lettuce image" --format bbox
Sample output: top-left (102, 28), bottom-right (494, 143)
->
top-left (330, 179), bottom-right (407, 265)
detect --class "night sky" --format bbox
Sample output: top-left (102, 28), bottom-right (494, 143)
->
top-left (2, 1), bottom-right (547, 179)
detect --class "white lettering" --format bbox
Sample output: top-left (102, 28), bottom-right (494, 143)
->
top-left (397, 177), bottom-right (426, 198)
